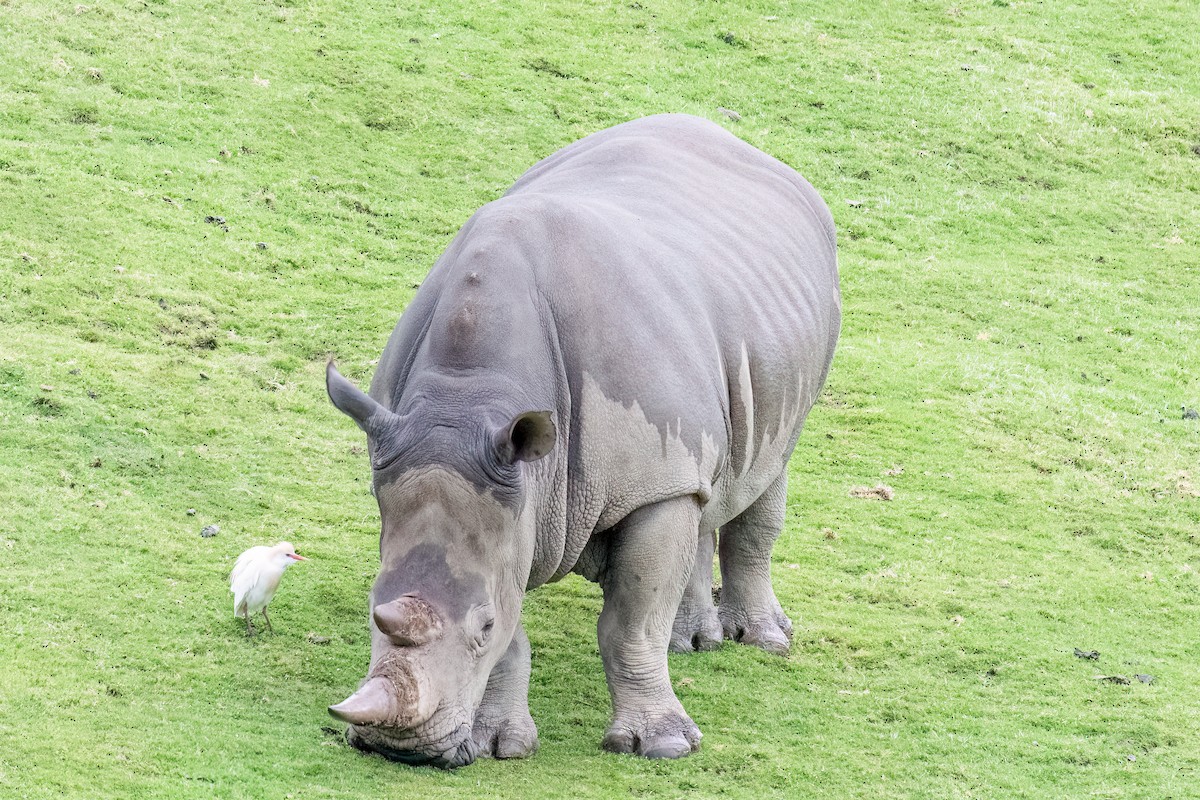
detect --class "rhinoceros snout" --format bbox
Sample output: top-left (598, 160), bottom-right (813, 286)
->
top-left (345, 723), bottom-right (478, 769)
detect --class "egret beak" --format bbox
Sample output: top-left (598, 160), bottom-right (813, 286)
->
top-left (289, 554), bottom-right (309, 561)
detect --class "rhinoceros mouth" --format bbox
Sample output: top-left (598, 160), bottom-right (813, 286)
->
top-left (346, 721), bottom-right (477, 769)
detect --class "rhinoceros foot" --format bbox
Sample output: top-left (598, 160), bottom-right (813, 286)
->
top-left (602, 711), bottom-right (701, 759)
top-left (472, 710), bottom-right (539, 759)
top-left (668, 602), bottom-right (723, 653)
top-left (718, 601), bottom-right (793, 655)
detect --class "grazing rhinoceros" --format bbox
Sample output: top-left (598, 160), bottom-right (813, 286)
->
top-left (326, 113), bottom-right (840, 767)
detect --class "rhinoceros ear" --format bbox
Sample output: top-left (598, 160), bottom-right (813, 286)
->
top-left (326, 361), bottom-right (394, 437)
top-left (495, 410), bottom-right (556, 464)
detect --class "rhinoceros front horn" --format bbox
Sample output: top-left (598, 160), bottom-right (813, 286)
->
top-left (328, 677), bottom-right (402, 726)
top-left (329, 670), bottom-right (436, 728)
top-left (373, 595), bottom-right (444, 647)
top-left (328, 671), bottom-right (436, 734)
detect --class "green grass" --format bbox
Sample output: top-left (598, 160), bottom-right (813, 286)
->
top-left (2, 0), bottom-right (1199, 797)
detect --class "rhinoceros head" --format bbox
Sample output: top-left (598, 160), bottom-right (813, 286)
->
top-left (325, 363), bottom-right (554, 767)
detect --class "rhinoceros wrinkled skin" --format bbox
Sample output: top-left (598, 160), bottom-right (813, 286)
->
top-left (326, 113), bottom-right (840, 767)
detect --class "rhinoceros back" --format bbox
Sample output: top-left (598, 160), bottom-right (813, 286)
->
top-left (371, 114), bottom-right (839, 580)
top-left (502, 115), bottom-right (839, 549)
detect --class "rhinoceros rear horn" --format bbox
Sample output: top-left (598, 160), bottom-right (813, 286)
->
top-left (373, 595), bottom-right (444, 647)
top-left (326, 361), bottom-right (395, 437)
top-left (495, 410), bottom-right (556, 464)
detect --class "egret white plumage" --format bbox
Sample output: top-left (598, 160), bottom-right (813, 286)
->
top-left (230, 541), bottom-right (308, 635)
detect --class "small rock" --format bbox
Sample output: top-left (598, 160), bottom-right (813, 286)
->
top-left (204, 215), bottom-right (226, 225)
top-left (1183, 407), bottom-right (1198, 420)
top-left (40, 384), bottom-right (54, 392)
top-left (186, 508), bottom-right (197, 516)
top-left (883, 465), bottom-right (904, 477)
top-left (846, 199), bottom-right (864, 208)
top-left (69, 368), bottom-right (81, 375)
top-left (255, 242), bottom-right (268, 250)
top-left (306, 633), bottom-right (331, 645)
top-left (1135, 674), bottom-right (1154, 684)
top-left (1074, 648), bottom-right (1100, 660)
top-left (199, 372), bottom-right (209, 380)
top-left (90, 458), bottom-right (102, 468)
top-left (717, 107), bottom-right (742, 121)
top-left (200, 524), bottom-right (219, 538)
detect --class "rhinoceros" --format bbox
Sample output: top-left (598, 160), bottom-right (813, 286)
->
top-left (325, 113), bottom-right (840, 767)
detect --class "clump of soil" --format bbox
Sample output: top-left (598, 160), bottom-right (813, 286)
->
top-left (850, 484), bottom-right (895, 501)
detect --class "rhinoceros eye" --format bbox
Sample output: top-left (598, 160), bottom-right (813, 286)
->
top-left (470, 604), bottom-right (496, 651)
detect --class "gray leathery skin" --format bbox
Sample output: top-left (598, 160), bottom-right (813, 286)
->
top-left (328, 113), bottom-right (840, 766)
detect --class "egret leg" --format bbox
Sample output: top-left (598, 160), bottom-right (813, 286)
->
top-left (262, 608), bottom-right (273, 633)
top-left (245, 614), bottom-right (256, 637)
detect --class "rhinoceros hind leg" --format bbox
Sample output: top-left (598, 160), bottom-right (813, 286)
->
top-left (598, 496), bottom-right (703, 759)
top-left (669, 528), bottom-right (723, 653)
top-left (717, 471), bottom-right (793, 655)
top-left (472, 623), bottom-right (539, 759)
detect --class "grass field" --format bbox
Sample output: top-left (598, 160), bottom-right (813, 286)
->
top-left (2, 0), bottom-right (1199, 797)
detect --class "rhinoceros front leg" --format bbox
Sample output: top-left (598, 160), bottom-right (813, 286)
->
top-left (669, 528), bottom-right (723, 653)
top-left (718, 471), bottom-right (793, 654)
top-left (472, 621), bottom-right (538, 759)
top-left (598, 495), bottom-right (703, 759)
